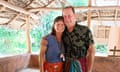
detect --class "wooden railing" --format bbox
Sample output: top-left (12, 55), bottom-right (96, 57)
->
top-left (0, 54), bottom-right (30, 72)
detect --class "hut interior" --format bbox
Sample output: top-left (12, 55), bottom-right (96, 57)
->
top-left (0, 0), bottom-right (120, 72)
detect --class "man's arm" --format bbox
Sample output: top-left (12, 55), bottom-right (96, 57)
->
top-left (87, 44), bottom-right (95, 72)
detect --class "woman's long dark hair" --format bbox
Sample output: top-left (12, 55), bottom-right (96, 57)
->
top-left (51, 16), bottom-right (64, 35)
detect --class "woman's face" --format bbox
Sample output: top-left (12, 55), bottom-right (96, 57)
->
top-left (54, 20), bottom-right (65, 33)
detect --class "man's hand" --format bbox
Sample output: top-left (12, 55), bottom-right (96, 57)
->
top-left (41, 38), bottom-right (48, 46)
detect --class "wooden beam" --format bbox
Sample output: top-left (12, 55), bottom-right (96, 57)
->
top-left (39, 0), bottom-right (46, 6)
top-left (108, 55), bottom-right (120, 57)
top-left (7, 0), bottom-right (34, 25)
top-left (24, 0), bottom-right (34, 8)
top-left (28, 6), bottom-right (120, 12)
top-left (0, 6), bottom-right (5, 11)
top-left (114, 0), bottom-right (119, 25)
top-left (95, 0), bottom-right (102, 25)
top-left (0, 16), bottom-right (25, 21)
top-left (114, 9), bottom-right (118, 25)
top-left (0, 0), bottom-right (37, 19)
top-left (4, 0), bottom-right (9, 2)
top-left (20, 23), bottom-right (25, 28)
top-left (110, 50), bottom-right (120, 52)
top-left (26, 15), bottom-right (31, 53)
top-left (96, 10), bottom-right (103, 25)
top-left (0, 23), bottom-right (7, 25)
top-left (43, 0), bottom-right (55, 7)
top-left (92, 17), bottom-right (120, 21)
top-left (34, 0), bottom-right (55, 14)
top-left (0, 0), bottom-right (29, 14)
top-left (24, 0), bottom-right (34, 53)
top-left (7, 13), bottom-right (20, 25)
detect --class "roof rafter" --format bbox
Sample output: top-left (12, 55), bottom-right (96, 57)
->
top-left (34, 0), bottom-right (55, 17)
top-left (7, 0), bottom-right (34, 25)
top-left (0, 6), bottom-right (5, 11)
top-left (43, 0), bottom-right (55, 7)
top-left (7, 13), bottom-right (20, 25)
top-left (0, 0), bottom-right (37, 19)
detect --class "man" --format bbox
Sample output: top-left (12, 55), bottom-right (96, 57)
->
top-left (62, 6), bottom-right (95, 72)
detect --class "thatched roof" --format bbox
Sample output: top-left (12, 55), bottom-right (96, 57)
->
top-left (0, 0), bottom-right (120, 29)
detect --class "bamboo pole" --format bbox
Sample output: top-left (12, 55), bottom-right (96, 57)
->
top-left (26, 15), bottom-right (31, 53)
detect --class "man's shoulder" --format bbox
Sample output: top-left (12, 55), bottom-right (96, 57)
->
top-left (76, 24), bottom-right (89, 30)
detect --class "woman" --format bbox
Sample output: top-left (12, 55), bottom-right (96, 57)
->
top-left (40, 16), bottom-right (65, 72)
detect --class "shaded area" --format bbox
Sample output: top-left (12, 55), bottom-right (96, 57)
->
top-left (93, 57), bottom-right (120, 72)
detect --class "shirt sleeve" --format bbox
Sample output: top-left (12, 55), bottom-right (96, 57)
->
top-left (87, 28), bottom-right (94, 46)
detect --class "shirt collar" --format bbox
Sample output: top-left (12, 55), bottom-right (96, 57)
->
top-left (65, 22), bottom-right (78, 33)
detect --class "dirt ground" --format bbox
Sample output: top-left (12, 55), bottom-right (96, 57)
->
top-left (93, 57), bottom-right (120, 72)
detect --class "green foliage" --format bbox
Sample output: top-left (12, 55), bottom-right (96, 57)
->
top-left (68, 0), bottom-right (88, 6)
top-left (0, 26), bottom-right (26, 55)
top-left (95, 44), bottom-right (108, 54)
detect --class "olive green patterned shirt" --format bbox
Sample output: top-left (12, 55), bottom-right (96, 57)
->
top-left (62, 23), bottom-right (94, 59)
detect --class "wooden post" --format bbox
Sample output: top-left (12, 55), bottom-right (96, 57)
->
top-left (113, 46), bottom-right (116, 56)
top-left (87, 0), bottom-right (91, 27)
top-left (26, 15), bottom-right (31, 53)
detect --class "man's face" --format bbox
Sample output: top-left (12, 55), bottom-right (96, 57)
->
top-left (63, 8), bottom-right (76, 28)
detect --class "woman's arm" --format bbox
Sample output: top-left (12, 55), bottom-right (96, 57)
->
top-left (39, 38), bottom-right (47, 72)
